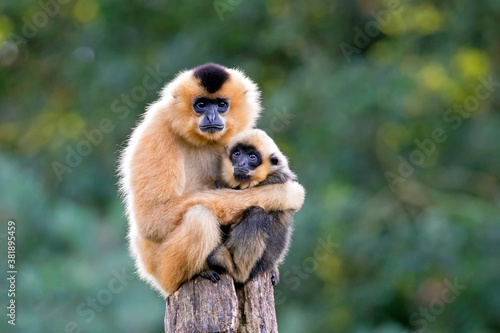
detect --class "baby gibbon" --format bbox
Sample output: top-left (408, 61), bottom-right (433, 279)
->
top-left (204, 129), bottom-right (298, 286)
top-left (119, 64), bottom-right (305, 297)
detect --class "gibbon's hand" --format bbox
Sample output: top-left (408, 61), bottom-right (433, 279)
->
top-left (279, 180), bottom-right (305, 211)
top-left (252, 180), bottom-right (305, 212)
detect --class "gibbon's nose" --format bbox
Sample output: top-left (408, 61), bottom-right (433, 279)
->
top-left (206, 108), bottom-right (216, 123)
top-left (238, 161), bottom-right (246, 167)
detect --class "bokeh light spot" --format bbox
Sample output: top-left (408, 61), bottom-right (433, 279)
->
top-left (266, 0), bottom-right (291, 18)
top-left (316, 253), bottom-right (342, 282)
top-left (72, 46), bottom-right (96, 63)
top-left (417, 63), bottom-right (450, 91)
top-left (0, 15), bottom-right (13, 42)
top-left (379, 12), bottom-right (407, 36)
top-left (0, 41), bottom-right (19, 67)
top-left (58, 112), bottom-right (85, 139)
top-left (378, 122), bottom-right (409, 148)
top-left (73, 0), bottom-right (100, 23)
top-left (413, 4), bottom-right (444, 35)
top-left (453, 48), bottom-right (491, 79)
top-left (328, 307), bottom-right (352, 331)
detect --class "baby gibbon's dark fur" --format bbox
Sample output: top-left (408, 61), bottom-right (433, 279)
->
top-left (203, 129), bottom-right (298, 285)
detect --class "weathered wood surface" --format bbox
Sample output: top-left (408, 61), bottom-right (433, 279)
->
top-left (165, 272), bottom-right (278, 333)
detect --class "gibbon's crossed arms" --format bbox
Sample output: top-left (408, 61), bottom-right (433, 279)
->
top-left (204, 129), bottom-right (297, 286)
top-left (119, 63), bottom-right (305, 297)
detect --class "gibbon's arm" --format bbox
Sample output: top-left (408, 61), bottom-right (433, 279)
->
top-left (134, 181), bottom-right (305, 241)
top-left (180, 181), bottom-right (304, 222)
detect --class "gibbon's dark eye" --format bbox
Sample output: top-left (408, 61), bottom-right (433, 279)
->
top-left (233, 151), bottom-right (241, 157)
top-left (270, 155), bottom-right (279, 165)
top-left (249, 154), bottom-right (257, 161)
top-left (217, 99), bottom-right (229, 113)
top-left (193, 99), bottom-right (208, 114)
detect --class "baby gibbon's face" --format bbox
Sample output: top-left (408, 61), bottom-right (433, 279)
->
top-left (221, 129), bottom-right (283, 189)
top-left (229, 144), bottom-right (262, 181)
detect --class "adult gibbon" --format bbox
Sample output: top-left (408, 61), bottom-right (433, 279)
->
top-left (119, 63), bottom-right (305, 297)
top-left (204, 129), bottom-right (297, 286)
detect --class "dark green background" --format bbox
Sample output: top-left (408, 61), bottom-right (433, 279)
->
top-left (1, 0), bottom-right (499, 332)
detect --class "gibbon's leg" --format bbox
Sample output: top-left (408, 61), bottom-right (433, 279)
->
top-left (206, 245), bottom-right (233, 272)
top-left (224, 206), bottom-right (271, 283)
top-left (201, 244), bottom-right (234, 282)
top-left (153, 205), bottom-right (221, 295)
top-left (204, 206), bottom-right (270, 283)
top-left (247, 211), bottom-right (293, 285)
top-left (205, 209), bottom-right (293, 285)
top-left (201, 223), bottom-right (233, 282)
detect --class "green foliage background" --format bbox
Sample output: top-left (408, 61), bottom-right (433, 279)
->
top-left (1, 0), bottom-right (499, 332)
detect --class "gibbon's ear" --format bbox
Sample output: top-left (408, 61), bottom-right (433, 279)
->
top-left (270, 154), bottom-right (279, 165)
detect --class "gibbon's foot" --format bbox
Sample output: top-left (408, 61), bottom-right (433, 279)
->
top-left (200, 270), bottom-right (221, 283)
top-left (271, 270), bottom-right (279, 286)
top-left (214, 180), bottom-right (222, 189)
top-left (206, 245), bottom-right (233, 273)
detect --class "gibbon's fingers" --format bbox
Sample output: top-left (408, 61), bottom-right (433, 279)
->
top-left (200, 270), bottom-right (221, 283)
top-left (271, 268), bottom-right (279, 286)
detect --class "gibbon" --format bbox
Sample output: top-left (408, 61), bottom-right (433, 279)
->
top-left (119, 63), bottom-right (305, 297)
top-left (203, 129), bottom-right (297, 286)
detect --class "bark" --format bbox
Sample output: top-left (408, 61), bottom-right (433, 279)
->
top-left (165, 272), bottom-right (278, 333)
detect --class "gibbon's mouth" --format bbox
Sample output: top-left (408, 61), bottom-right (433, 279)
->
top-left (199, 125), bottom-right (224, 133)
top-left (233, 169), bottom-right (250, 181)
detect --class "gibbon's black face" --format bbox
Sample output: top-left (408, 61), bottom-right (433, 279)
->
top-left (230, 144), bottom-right (262, 181)
top-left (193, 97), bottom-right (229, 133)
top-left (192, 63), bottom-right (232, 134)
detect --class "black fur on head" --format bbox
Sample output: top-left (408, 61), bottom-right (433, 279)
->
top-left (193, 63), bottom-right (229, 93)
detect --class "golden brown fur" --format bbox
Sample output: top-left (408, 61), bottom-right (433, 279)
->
top-left (119, 64), bottom-right (305, 297)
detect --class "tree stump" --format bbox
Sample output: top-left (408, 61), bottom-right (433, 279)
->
top-left (165, 272), bottom-right (278, 332)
